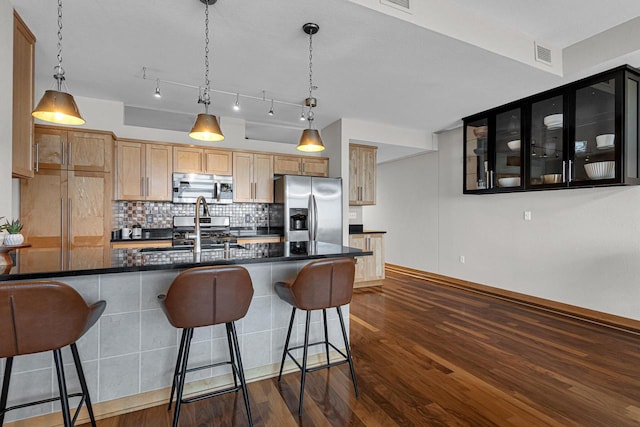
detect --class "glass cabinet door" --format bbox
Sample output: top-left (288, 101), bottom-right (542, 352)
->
top-left (495, 108), bottom-right (523, 189)
top-left (464, 117), bottom-right (489, 191)
top-left (529, 94), bottom-right (565, 187)
top-left (572, 75), bottom-right (617, 184)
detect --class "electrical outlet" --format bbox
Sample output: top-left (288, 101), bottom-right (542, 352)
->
top-left (524, 211), bottom-right (532, 221)
top-left (245, 214), bottom-right (251, 223)
top-left (348, 211), bottom-right (357, 220)
top-left (146, 214), bottom-right (153, 223)
top-left (459, 255), bottom-right (465, 264)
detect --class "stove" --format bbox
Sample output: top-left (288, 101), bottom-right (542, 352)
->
top-left (172, 216), bottom-right (238, 249)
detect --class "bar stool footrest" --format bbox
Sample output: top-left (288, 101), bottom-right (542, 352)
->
top-left (285, 340), bottom-right (349, 373)
top-left (1, 392), bottom-right (87, 426)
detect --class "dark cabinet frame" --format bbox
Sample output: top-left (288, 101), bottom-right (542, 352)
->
top-left (463, 65), bottom-right (640, 194)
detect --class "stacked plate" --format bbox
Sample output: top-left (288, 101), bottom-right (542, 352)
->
top-left (584, 161), bottom-right (615, 180)
top-left (543, 114), bottom-right (563, 130)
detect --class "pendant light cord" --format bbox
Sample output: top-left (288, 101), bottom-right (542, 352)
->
top-left (55, 0), bottom-right (65, 91)
top-left (308, 29), bottom-right (313, 101)
top-left (203, 0), bottom-right (211, 112)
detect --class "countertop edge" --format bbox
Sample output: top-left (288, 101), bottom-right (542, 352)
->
top-left (349, 230), bottom-right (387, 235)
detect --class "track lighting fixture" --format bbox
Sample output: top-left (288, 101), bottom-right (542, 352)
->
top-left (189, 0), bottom-right (224, 142)
top-left (297, 22), bottom-right (325, 152)
top-left (154, 79), bottom-right (162, 98)
top-left (32, 0), bottom-right (85, 126)
top-left (268, 99), bottom-right (275, 116)
top-left (233, 93), bottom-right (240, 111)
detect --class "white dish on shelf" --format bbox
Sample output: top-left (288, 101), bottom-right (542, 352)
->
top-left (584, 161), bottom-right (615, 180)
top-left (507, 140), bottom-right (520, 151)
top-left (596, 134), bottom-right (615, 148)
top-left (596, 143), bottom-right (615, 150)
top-left (498, 177), bottom-right (521, 187)
top-left (544, 114), bottom-right (563, 127)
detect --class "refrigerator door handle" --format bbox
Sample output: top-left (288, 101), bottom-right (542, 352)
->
top-left (308, 194), bottom-right (313, 241)
top-left (312, 194), bottom-right (319, 241)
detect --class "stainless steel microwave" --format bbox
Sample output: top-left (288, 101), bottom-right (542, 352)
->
top-left (172, 173), bottom-right (233, 204)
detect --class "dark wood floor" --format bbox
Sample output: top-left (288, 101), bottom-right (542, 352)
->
top-left (81, 270), bottom-right (640, 426)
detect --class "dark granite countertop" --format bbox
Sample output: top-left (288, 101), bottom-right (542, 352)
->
top-left (349, 230), bottom-right (387, 235)
top-left (1, 241), bottom-right (370, 281)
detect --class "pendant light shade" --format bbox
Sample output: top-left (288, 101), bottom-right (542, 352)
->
top-left (32, 0), bottom-right (84, 126)
top-left (32, 90), bottom-right (85, 125)
top-left (296, 22), bottom-right (325, 152)
top-left (189, 113), bottom-right (224, 141)
top-left (298, 129), bottom-right (325, 152)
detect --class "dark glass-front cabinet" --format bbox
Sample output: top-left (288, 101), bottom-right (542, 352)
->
top-left (464, 65), bottom-right (640, 194)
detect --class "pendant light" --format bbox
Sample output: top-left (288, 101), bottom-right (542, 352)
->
top-left (297, 23), bottom-right (325, 152)
top-left (32, 0), bottom-right (85, 126)
top-left (189, 0), bottom-right (224, 142)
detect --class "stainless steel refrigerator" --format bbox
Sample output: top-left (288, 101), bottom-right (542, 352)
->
top-left (274, 175), bottom-right (343, 245)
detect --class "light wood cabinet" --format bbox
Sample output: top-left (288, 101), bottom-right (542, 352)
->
top-left (349, 233), bottom-right (385, 287)
top-left (12, 11), bottom-right (35, 179)
top-left (34, 125), bottom-right (113, 173)
top-left (349, 144), bottom-right (377, 205)
top-left (20, 169), bottom-right (112, 272)
top-left (116, 140), bottom-right (172, 201)
top-left (173, 146), bottom-right (233, 175)
top-left (273, 155), bottom-right (329, 177)
top-left (237, 236), bottom-right (282, 244)
top-left (233, 152), bottom-right (273, 203)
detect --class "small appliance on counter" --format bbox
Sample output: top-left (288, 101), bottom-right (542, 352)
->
top-left (172, 172), bottom-right (233, 204)
top-left (274, 175), bottom-right (342, 245)
top-left (172, 216), bottom-right (240, 249)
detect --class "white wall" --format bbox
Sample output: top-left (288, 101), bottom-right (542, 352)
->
top-left (367, 127), bottom-right (640, 321)
top-left (0, 0), bottom-right (13, 221)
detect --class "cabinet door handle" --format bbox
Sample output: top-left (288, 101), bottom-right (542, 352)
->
top-left (35, 143), bottom-right (39, 172)
top-left (60, 198), bottom-right (65, 270)
top-left (146, 177), bottom-right (150, 197)
top-left (61, 143), bottom-right (65, 166)
top-left (490, 171), bottom-right (495, 188)
top-left (568, 160), bottom-right (573, 183)
top-left (68, 198), bottom-right (72, 270)
top-left (562, 161), bottom-right (566, 183)
top-left (141, 177), bottom-right (145, 197)
top-left (68, 142), bottom-right (72, 166)
top-left (301, 162), bottom-right (305, 174)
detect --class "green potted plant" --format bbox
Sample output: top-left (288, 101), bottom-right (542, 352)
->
top-left (2, 219), bottom-right (24, 246)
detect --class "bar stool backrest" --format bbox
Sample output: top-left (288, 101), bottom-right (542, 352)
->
top-left (291, 258), bottom-right (355, 310)
top-left (0, 281), bottom-right (105, 358)
top-left (161, 266), bottom-right (254, 329)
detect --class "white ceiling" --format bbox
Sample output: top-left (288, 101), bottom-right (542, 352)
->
top-left (12, 0), bottom-right (640, 163)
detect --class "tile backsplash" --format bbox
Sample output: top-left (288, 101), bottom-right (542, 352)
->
top-left (112, 202), bottom-right (274, 230)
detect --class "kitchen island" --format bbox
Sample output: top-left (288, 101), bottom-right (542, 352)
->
top-left (0, 242), bottom-right (369, 426)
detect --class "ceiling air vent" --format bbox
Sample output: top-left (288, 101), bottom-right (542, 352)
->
top-left (534, 42), bottom-right (552, 66)
top-left (380, 0), bottom-right (411, 13)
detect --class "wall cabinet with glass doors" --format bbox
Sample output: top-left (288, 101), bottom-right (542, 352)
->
top-left (463, 65), bottom-right (640, 194)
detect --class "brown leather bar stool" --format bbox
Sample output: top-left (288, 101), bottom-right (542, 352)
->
top-left (0, 281), bottom-right (106, 427)
top-left (275, 257), bottom-right (359, 416)
top-left (158, 265), bottom-right (254, 427)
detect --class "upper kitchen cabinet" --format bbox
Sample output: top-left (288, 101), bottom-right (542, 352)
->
top-left (464, 106), bottom-right (525, 193)
top-left (232, 152), bottom-right (273, 203)
top-left (12, 11), bottom-right (35, 179)
top-left (173, 146), bottom-right (233, 175)
top-left (116, 139), bottom-right (172, 201)
top-left (464, 65), bottom-right (640, 194)
top-left (274, 155), bottom-right (329, 177)
top-left (34, 125), bottom-right (113, 173)
top-left (349, 144), bottom-right (377, 205)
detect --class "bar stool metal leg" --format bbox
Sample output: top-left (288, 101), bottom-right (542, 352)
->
top-left (172, 328), bottom-right (194, 427)
top-left (337, 306), bottom-right (359, 398)
top-left (278, 307), bottom-right (296, 381)
top-left (70, 343), bottom-right (97, 427)
top-left (168, 329), bottom-right (188, 411)
top-left (53, 349), bottom-right (72, 427)
top-left (225, 323), bottom-right (239, 390)
top-left (298, 311), bottom-right (311, 417)
top-left (322, 309), bottom-right (330, 365)
top-left (229, 321), bottom-right (253, 427)
top-left (0, 357), bottom-right (13, 425)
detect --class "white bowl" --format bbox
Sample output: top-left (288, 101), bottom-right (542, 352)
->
top-left (596, 134), bottom-right (615, 148)
top-left (584, 161), bottom-right (615, 180)
top-left (544, 114), bottom-right (563, 127)
top-left (498, 177), bottom-right (521, 187)
top-left (507, 140), bottom-right (520, 151)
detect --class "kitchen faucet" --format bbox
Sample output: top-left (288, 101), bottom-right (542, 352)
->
top-left (187, 195), bottom-right (210, 255)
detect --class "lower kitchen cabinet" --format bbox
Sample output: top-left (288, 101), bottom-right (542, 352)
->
top-left (19, 168), bottom-right (112, 272)
top-left (349, 233), bottom-right (385, 287)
